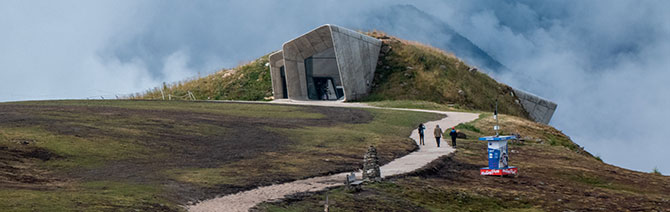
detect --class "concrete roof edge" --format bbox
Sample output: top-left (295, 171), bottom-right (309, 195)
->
top-left (511, 88), bottom-right (557, 107)
top-left (280, 24), bottom-right (381, 49)
top-left (269, 50), bottom-right (283, 59)
top-left (281, 24), bottom-right (332, 49)
top-left (330, 25), bottom-right (381, 46)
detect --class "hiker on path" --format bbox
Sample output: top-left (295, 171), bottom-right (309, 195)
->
top-left (449, 127), bottom-right (458, 148)
top-left (418, 123), bottom-right (426, 146)
top-left (434, 125), bottom-right (443, 147)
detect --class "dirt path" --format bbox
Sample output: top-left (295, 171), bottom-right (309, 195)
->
top-left (187, 100), bottom-right (479, 212)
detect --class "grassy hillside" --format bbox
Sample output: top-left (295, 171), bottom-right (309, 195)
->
top-left (0, 100), bottom-right (441, 211)
top-left (131, 33), bottom-right (529, 118)
top-left (130, 55), bottom-right (273, 101)
top-left (257, 114), bottom-right (670, 211)
top-left (364, 31), bottom-right (527, 117)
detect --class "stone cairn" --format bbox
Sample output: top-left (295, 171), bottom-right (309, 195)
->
top-left (362, 146), bottom-right (382, 182)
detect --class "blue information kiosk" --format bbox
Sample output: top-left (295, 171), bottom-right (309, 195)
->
top-left (479, 135), bottom-right (518, 176)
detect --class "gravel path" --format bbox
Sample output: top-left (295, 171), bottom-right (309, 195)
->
top-left (188, 100), bottom-right (479, 212)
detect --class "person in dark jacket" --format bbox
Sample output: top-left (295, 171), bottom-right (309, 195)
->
top-left (418, 123), bottom-right (426, 145)
top-left (434, 125), bottom-right (443, 147)
top-left (449, 127), bottom-right (458, 148)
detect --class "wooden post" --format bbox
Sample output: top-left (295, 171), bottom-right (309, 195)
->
top-left (324, 193), bottom-right (329, 212)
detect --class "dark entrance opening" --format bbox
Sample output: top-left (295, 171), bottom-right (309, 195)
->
top-left (312, 77), bottom-right (338, 100)
top-left (279, 66), bottom-right (288, 99)
top-left (304, 49), bottom-right (343, 100)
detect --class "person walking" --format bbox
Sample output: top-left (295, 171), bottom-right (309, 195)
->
top-left (418, 123), bottom-right (426, 146)
top-left (449, 127), bottom-right (458, 148)
top-left (434, 125), bottom-right (443, 147)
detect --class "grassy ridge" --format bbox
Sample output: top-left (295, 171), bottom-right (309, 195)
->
top-left (130, 55), bottom-right (273, 101)
top-left (364, 32), bottom-right (528, 118)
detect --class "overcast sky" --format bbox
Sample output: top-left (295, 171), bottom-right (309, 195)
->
top-left (1, 0), bottom-right (668, 174)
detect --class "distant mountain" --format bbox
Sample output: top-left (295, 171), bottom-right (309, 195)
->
top-left (358, 4), bottom-right (509, 73)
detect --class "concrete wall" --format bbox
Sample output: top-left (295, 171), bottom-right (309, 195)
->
top-left (512, 88), bottom-right (557, 124)
top-left (330, 25), bottom-right (382, 100)
top-left (281, 25), bottom-right (334, 100)
top-left (276, 24), bottom-right (381, 101)
top-left (269, 51), bottom-right (285, 99)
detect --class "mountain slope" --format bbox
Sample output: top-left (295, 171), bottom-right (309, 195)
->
top-left (360, 4), bottom-right (509, 73)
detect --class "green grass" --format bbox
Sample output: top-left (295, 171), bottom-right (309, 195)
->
top-left (259, 181), bottom-right (536, 212)
top-left (0, 100), bottom-right (443, 211)
top-left (0, 181), bottom-right (174, 211)
top-left (455, 123), bottom-right (481, 134)
top-left (363, 32), bottom-right (529, 118)
top-left (131, 55), bottom-right (273, 101)
top-left (165, 108), bottom-right (443, 188)
top-left (0, 126), bottom-right (152, 169)
top-left (11, 100), bottom-right (325, 119)
top-left (368, 100), bottom-right (457, 111)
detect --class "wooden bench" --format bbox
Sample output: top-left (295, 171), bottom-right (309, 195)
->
top-left (345, 172), bottom-right (363, 191)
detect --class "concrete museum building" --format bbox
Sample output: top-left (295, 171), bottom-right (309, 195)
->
top-left (269, 24), bottom-right (557, 124)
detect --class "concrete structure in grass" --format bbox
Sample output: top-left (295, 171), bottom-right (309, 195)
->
top-left (269, 24), bottom-right (557, 124)
top-left (269, 24), bottom-right (381, 101)
top-left (512, 88), bottom-right (558, 125)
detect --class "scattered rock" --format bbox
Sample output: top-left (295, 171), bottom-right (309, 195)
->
top-left (13, 139), bottom-right (35, 145)
top-left (440, 65), bottom-right (447, 70)
top-left (457, 131), bottom-right (467, 139)
top-left (458, 90), bottom-right (465, 96)
top-left (406, 66), bottom-right (414, 70)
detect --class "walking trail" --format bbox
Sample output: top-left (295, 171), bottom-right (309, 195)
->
top-left (188, 100), bottom-right (479, 212)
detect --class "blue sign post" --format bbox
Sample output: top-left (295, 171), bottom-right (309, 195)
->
top-left (479, 135), bottom-right (518, 176)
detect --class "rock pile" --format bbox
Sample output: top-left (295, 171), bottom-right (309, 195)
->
top-left (362, 146), bottom-right (381, 182)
